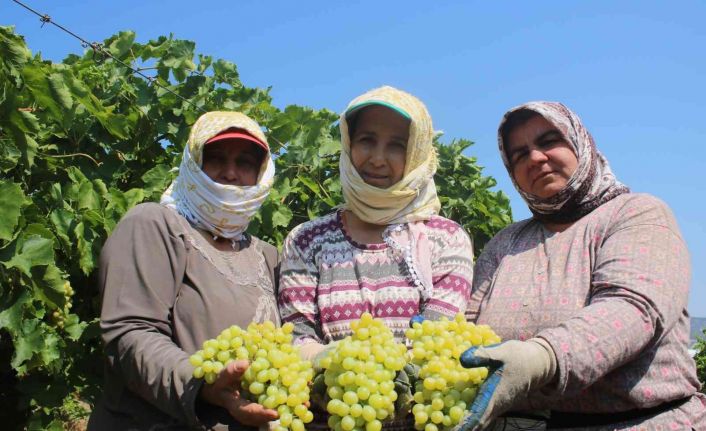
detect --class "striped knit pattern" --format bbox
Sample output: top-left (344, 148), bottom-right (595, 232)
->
top-left (278, 210), bottom-right (473, 345)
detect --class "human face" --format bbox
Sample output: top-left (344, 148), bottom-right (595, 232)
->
top-left (201, 140), bottom-right (263, 186)
top-left (505, 115), bottom-right (578, 199)
top-left (349, 105), bottom-right (409, 188)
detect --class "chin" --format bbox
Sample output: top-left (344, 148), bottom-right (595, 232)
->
top-left (362, 176), bottom-right (391, 188)
top-left (364, 181), bottom-right (391, 189)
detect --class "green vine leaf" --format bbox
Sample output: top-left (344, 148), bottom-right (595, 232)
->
top-left (3, 235), bottom-right (54, 277)
top-left (0, 180), bottom-right (27, 241)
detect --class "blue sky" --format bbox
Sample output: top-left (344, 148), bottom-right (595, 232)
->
top-left (4, 1), bottom-right (705, 315)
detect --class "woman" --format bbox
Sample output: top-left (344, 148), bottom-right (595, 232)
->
top-left (459, 102), bottom-right (705, 430)
top-left (278, 86), bottom-right (474, 428)
top-left (88, 111), bottom-right (280, 430)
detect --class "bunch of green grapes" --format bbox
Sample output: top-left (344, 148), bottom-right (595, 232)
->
top-left (318, 312), bottom-right (408, 431)
top-left (405, 314), bottom-right (501, 431)
top-left (51, 281), bottom-right (74, 329)
top-left (189, 321), bottom-right (314, 431)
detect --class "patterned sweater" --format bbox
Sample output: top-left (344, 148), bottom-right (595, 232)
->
top-left (278, 210), bottom-right (473, 345)
top-left (468, 193), bottom-right (706, 430)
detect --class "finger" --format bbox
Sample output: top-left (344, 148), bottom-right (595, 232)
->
top-left (460, 368), bottom-right (503, 431)
top-left (222, 359), bottom-right (250, 385)
top-left (459, 344), bottom-right (502, 368)
top-left (229, 397), bottom-right (279, 426)
top-left (409, 314), bottom-right (425, 327)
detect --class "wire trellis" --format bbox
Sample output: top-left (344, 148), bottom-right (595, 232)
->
top-left (11, 0), bottom-right (207, 114)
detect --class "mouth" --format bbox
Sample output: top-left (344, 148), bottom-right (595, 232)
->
top-left (532, 171), bottom-right (554, 185)
top-left (361, 172), bottom-right (390, 186)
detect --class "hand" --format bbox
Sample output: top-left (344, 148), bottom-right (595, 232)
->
top-left (392, 362), bottom-right (420, 419)
top-left (299, 340), bottom-right (340, 373)
top-left (409, 314), bottom-right (426, 327)
top-left (455, 339), bottom-right (557, 431)
top-left (199, 360), bottom-right (279, 427)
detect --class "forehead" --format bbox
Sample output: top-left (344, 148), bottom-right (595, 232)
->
top-left (354, 105), bottom-right (410, 132)
top-left (203, 139), bottom-right (261, 154)
top-left (506, 115), bottom-right (559, 149)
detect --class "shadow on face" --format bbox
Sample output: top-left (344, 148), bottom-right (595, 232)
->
top-left (201, 139), bottom-right (265, 186)
top-left (348, 105), bottom-right (410, 188)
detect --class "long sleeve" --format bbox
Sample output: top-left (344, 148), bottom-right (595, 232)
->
top-left (537, 195), bottom-right (691, 398)
top-left (278, 227), bottom-right (323, 344)
top-left (422, 219), bottom-right (475, 319)
top-left (98, 204), bottom-right (203, 426)
top-left (465, 229), bottom-right (507, 323)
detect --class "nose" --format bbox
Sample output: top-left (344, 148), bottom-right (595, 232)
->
top-left (528, 147), bottom-right (549, 164)
top-left (221, 161), bottom-right (241, 185)
top-left (369, 145), bottom-right (386, 167)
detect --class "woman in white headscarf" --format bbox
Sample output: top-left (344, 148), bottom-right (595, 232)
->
top-left (89, 111), bottom-right (280, 430)
top-left (278, 86), bottom-right (475, 429)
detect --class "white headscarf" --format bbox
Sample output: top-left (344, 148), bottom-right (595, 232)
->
top-left (161, 111), bottom-right (275, 242)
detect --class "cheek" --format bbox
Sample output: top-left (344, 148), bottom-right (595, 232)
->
top-left (242, 169), bottom-right (259, 186)
top-left (390, 152), bottom-right (406, 174)
top-left (512, 164), bottom-right (531, 191)
top-left (349, 145), bottom-right (367, 167)
top-left (201, 162), bottom-right (219, 181)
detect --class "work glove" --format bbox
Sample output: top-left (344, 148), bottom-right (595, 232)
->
top-left (391, 362), bottom-right (420, 419)
top-left (454, 339), bottom-right (557, 431)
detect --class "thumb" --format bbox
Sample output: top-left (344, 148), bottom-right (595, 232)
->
top-left (409, 314), bottom-right (425, 327)
top-left (459, 343), bottom-right (503, 369)
top-left (222, 359), bottom-right (249, 386)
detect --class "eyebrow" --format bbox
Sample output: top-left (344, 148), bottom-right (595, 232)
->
top-left (536, 129), bottom-right (562, 142)
top-left (353, 130), bottom-right (408, 142)
top-left (506, 129), bottom-right (562, 160)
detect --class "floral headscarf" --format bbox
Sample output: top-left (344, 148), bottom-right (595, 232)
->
top-left (339, 85), bottom-right (441, 225)
top-left (498, 101), bottom-right (629, 223)
top-left (161, 111), bottom-right (275, 242)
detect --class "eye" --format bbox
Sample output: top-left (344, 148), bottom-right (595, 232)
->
top-left (202, 151), bottom-right (223, 163)
top-left (353, 133), bottom-right (375, 144)
top-left (510, 149), bottom-right (528, 165)
top-left (388, 141), bottom-right (407, 155)
top-left (538, 138), bottom-right (560, 148)
top-left (236, 155), bottom-right (258, 168)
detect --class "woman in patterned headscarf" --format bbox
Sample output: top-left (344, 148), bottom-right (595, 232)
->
top-left (278, 86), bottom-right (475, 429)
top-left (89, 112), bottom-right (281, 430)
top-left (456, 102), bottom-right (705, 430)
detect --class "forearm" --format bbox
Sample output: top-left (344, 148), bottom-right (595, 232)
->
top-left (536, 296), bottom-right (658, 397)
top-left (109, 327), bottom-right (203, 426)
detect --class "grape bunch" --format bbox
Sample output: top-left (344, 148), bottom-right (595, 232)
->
top-left (405, 314), bottom-right (501, 431)
top-left (51, 281), bottom-right (74, 329)
top-left (189, 321), bottom-right (314, 431)
top-left (318, 312), bottom-right (408, 431)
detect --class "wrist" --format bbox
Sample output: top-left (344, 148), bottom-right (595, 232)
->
top-left (527, 337), bottom-right (558, 387)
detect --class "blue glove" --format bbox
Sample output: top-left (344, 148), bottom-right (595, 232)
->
top-left (455, 339), bottom-right (557, 431)
top-left (409, 314), bottom-right (426, 327)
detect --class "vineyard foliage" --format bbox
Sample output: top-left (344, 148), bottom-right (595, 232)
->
top-left (0, 26), bottom-right (512, 429)
top-left (696, 331), bottom-right (706, 394)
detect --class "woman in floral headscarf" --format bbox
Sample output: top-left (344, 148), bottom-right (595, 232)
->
top-left (456, 102), bottom-right (706, 430)
top-left (278, 86), bottom-right (475, 429)
top-left (89, 112), bottom-right (280, 430)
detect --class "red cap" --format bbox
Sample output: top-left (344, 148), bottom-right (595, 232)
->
top-left (205, 129), bottom-right (268, 151)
